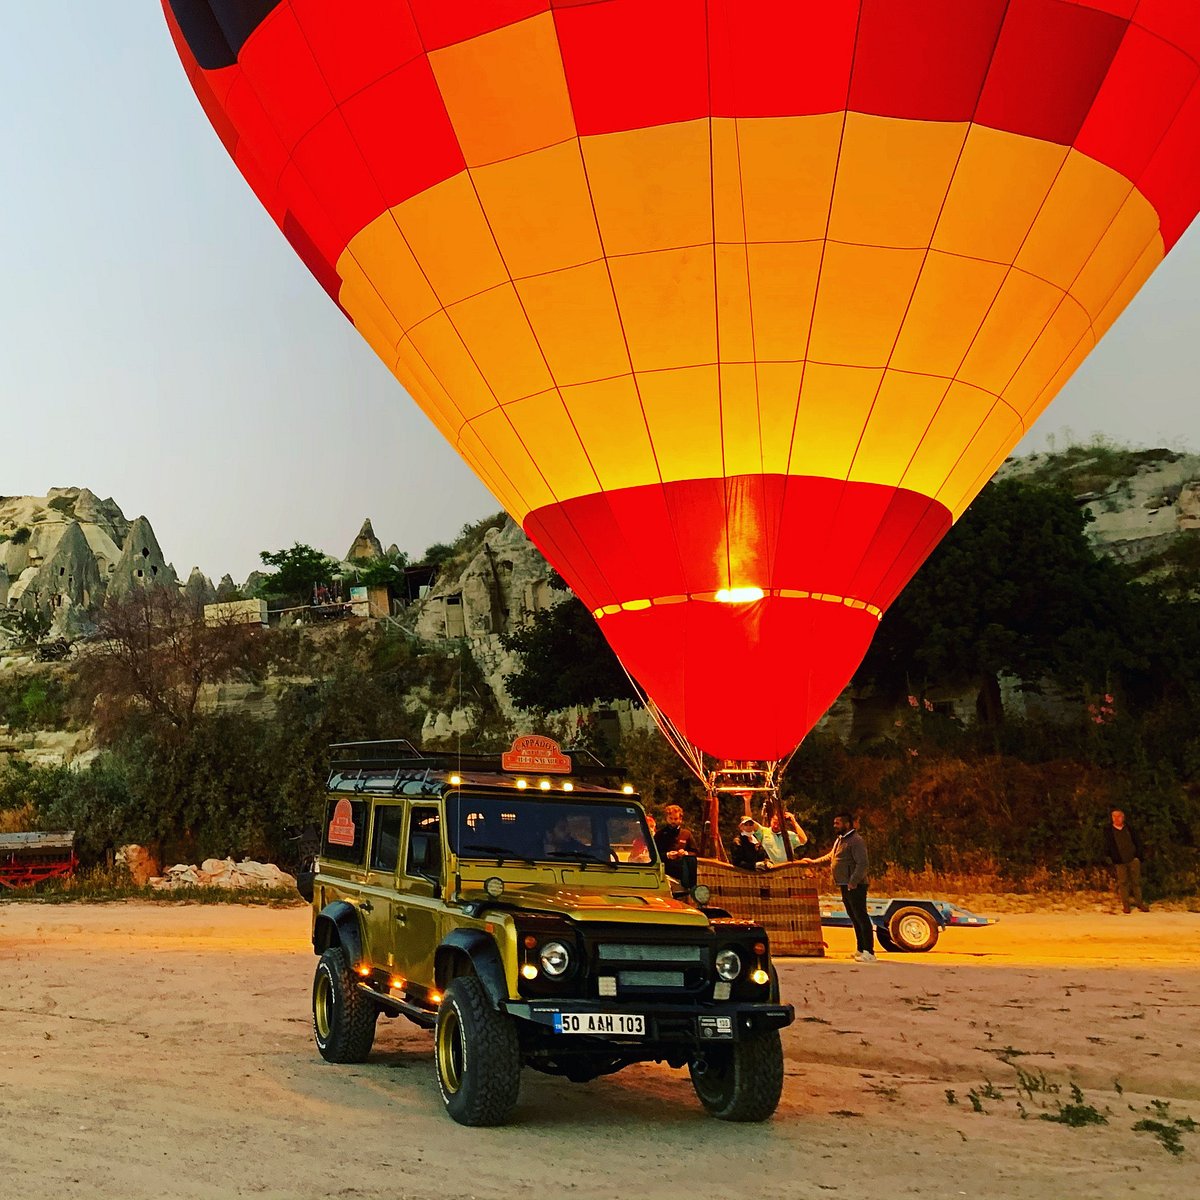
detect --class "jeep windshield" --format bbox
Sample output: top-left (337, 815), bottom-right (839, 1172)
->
top-left (448, 796), bottom-right (657, 866)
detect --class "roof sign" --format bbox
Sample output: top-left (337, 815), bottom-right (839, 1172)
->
top-left (501, 734), bottom-right (571, 775)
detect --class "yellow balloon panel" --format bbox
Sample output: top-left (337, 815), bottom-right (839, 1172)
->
top-left (608, 247), bottom-right (718, 373)
top-left (560, 376), bottom-right (661, 492)
top-left (444, 284), bottom-right (554, 404)
top-left (932, 125), bottom-right (1068, 263)
top-left (583, 120), bottom-right (713, 256)
top-left (829, 115), bottom-right (966, 249)
top-left (336, 115), bottom-right (1166, 527)
top-left (471, 141), bottom-right (603, 279)
top-left (514, 261), bottom-right (631, 385)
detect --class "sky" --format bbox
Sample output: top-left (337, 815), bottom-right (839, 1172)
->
top-left (4, 6), bottom-right (1200, 585)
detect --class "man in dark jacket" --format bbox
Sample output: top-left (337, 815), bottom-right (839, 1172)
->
top-left (1104, 810), bottom-right (1149, 913)
top-left (805, 812), bottom-right (874, 961)
top-left (654, 804), bottom-right (699, 881)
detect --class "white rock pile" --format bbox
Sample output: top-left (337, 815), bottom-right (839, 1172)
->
top-left (149, 857), bottom-right (297, 892)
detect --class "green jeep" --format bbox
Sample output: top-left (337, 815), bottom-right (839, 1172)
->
top-left (307, 739), bottom-right (794, 1126)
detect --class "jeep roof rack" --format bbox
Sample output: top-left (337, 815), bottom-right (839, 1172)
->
top-left (328, 740), bottom-right (628, 782)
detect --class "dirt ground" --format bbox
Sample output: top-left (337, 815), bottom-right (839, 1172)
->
top-left (1, 902), bottom-right (1197, 1200)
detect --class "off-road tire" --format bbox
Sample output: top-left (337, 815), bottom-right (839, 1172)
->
top-left (312, 946), bottom-right (377, 1063)
top-left (689, 1028), bottom-right (785, 1122)
top-left (435, 975), bottom-right (521, 1126)
top-left (887, 906), bottom-right (939, 952)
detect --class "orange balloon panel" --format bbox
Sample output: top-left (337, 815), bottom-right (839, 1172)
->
top-left (165, 0), bottom-right (1200, 760)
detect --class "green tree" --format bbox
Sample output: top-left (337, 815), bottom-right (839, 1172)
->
top-left (857, 480), bottom-right (1139, 726)
top-left (256, 542), bottom-right (334, 604)
top-left (502, 577), bottom-right (637, 712)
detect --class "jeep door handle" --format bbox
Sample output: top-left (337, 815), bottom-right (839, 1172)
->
top-left (360, 900), bottom-right (373, 914)
top-left (393, 912), bottom-right (406, 925)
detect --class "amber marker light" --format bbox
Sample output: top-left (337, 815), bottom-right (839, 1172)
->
top-left (539, 780), bottom-right (551, 790)
top-left (622, 785), bottom-right (634, 795)
top-left (562, 782), bottom-right (574, 791)
top-left (715, 587), bottom-right (765, 603)
top-left (430, 991), bottom-right (443, 1005)
top-left (516, 779), bottom-right (528, 790)
top-left (389, 977), bottom-right (404, 990)
top-left (356, 965), bottom-right (371, 977)
top-left (449, 774), bottom-right (462, 786)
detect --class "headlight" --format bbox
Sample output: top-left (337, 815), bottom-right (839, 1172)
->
top-left (539, 941), bottom-right (571, 977)
top-left (691, 884), bottom-right (711, 905)
top-left (715, 948), bottom-right (742, 981)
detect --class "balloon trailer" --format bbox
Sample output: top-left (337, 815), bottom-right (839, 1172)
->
top-left (819, 896), bottom-right (998, 953)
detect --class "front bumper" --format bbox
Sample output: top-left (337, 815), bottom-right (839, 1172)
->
top-left (503, 999), bottom-right (794, 1045)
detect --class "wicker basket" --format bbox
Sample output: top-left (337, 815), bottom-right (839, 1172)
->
top-left (696, 858), bottom-right (825, 957)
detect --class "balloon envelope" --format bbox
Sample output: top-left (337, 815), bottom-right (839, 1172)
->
top-left (165, 0), bottom-right (1200, 759)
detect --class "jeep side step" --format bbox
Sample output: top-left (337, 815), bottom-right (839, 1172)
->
top-left (355, 982), bottom-right (438, 1029)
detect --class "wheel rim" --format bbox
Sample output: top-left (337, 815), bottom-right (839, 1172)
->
top-left (691, 1050), bottom-right (734, 1105)
top-left (897, 914), bottom-right (933, 948)
top-left (314, 969), bottom-right (334, 1040)
top-left (437, 1005), bottom-right (466, 1095)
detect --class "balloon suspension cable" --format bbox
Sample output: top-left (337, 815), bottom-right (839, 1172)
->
top-left (622, 663), bottom-right (795, 862)
top-left (620, 664), bottom-right (707, 785)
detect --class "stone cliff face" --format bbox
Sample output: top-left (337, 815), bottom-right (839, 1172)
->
top-left (412, 518), bottom-right (559, 727)
top-left (1, 490), bottom-right (179, 638)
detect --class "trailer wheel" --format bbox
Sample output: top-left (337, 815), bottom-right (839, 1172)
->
top-left (887, 906), bottom-right (939, 952)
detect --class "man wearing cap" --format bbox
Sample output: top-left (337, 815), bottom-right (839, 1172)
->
top-left (731, 816), bottom-right (770, 870)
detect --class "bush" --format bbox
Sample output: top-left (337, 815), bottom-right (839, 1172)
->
top-left (0, 673), bottom-right (70, 730)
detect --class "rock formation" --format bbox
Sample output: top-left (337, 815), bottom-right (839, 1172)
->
top-left (106, 516), bottom-right (179, 600)
top-left (183, 567), bottom-right (217, 607)
top-left (345, 518), bottom-right (384, 563)
top-left (1, 491), bottom-right (176, 624)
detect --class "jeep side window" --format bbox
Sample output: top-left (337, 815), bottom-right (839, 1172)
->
top-left (369, 804), bottom-right (403, 873)
top-left (406, 806), bottom-right (442, 879)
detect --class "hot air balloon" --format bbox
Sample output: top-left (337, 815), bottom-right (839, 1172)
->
top-left (163, 1), bottom-right (1200, 799)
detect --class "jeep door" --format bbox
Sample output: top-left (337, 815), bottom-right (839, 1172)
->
top-left (361, 801), bottom-right (404, 970)
top-left (393, 804), bottom-right (442, 989)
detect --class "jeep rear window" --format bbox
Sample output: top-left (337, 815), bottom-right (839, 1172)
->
top-left (447, 797), bottom-right (656, 865)
top-left (321, 796), bottom-right (368, 864)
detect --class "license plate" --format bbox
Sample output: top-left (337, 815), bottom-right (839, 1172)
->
top-left (553, 1011), bottom-right (645, 1036)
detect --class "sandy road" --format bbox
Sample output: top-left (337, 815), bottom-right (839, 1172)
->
top-left (1, 902), bottom-right (1197, 1200)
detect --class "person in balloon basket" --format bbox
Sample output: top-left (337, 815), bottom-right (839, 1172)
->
top-left (805, 813), bottom-right (875, 962)
top-left (756, 811), bottom-right (808, 865)
top-left (1104, 809), bottom-right (1150, 913)
top-left (731, 816), bottom-right (770, 871)
top-left (654, 804), bottom-right (699, 881)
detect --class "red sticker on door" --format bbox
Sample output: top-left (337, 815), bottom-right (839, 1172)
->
top-left (327, 797), bottom-right (356, 847)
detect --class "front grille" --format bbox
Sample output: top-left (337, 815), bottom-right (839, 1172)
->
top-left (597, 944), bottom-right (704, 964)
top-left (618, 970), bottom-right (685, 989)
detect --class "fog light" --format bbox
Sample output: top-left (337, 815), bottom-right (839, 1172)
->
top-left (750, 967), bottom-right (770, 986)
top-left (715, 949), bottom-right (742, 981)
top-left (484, 876), bottom-right (505, 899)
top-left (691, 884), bottom-right (711, 905)
top-left (521, 963), bottom-right (538, 980)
